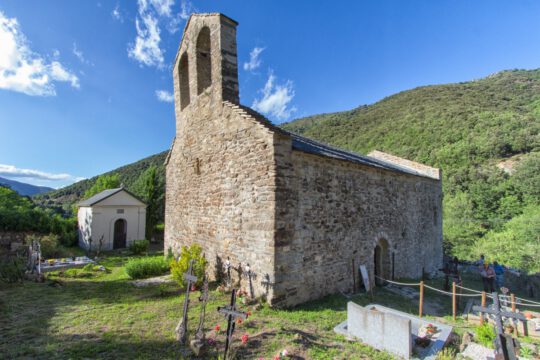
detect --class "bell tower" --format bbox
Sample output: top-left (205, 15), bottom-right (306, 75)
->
top-left (173, 13), bottom-right (239, 113)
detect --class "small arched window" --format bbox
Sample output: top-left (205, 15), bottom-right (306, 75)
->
top-left (196, 27), bottom-right (212, 94)
top-left (179, 52), bottom-right (190, 110)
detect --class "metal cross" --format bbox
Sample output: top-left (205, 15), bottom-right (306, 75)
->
top-left (175, 259), bottom-right (198, 345)
top-left (473, 293), bottom-right (527, 360)
top-left (243, 263), bottom-right (256, 299)
top-left (217, 289), bottom-right (247, 360)
top-left (194, 276), bottom-right (209, 341)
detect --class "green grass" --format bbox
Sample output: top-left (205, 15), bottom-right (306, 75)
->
top-left (1, 252), bottom-right (539, 359)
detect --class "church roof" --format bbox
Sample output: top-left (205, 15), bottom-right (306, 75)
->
top-left (78, 187), bottom-right (146, 207)
top-left (223, 102), bottom-right (439, 180)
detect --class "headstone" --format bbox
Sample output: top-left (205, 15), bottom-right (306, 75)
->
top-left (217, 289), bottom-right (247, 360)
top-left (359, 265), bottom-right (371, 292)
top-left (224, 257), bottom-right (232, 287)
top-left (175, 259), bottom-right (198, 345)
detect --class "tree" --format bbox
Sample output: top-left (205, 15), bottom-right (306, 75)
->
top-left (83, 174), bottom-right (120, 199)
top-left (140, 166), bottom-right (159, 241)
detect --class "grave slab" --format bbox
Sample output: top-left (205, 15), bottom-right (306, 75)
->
top-left (335, 303), bottom-right (453, 359)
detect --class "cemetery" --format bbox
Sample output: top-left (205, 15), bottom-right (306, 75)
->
top-left (1, 242), bottom-right (540, 359)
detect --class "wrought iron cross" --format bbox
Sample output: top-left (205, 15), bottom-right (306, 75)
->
top-left (217, 289), bottom-right (247, 360)
top-left (243, 263), bottom-right (256, 299)
top-left (194, 276), bottom-right (209, 341)
top-left (473, 293), bottom-right (527, 360)
top-left (175, 259), bottom-right (198, 345)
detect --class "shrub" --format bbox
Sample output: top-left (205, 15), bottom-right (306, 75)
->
top-left (125, 256), bottom-right (168, 279)
top-left (475, 323), bottom-right (496, 348)
top-left (129, 239), bottom-right (149, 255)
top-left (169, 244), bottom-right (207, 288)
top-left (27, 234), bottom-right (61, 259)
top-left (0, 255), bottom-right (26, 283)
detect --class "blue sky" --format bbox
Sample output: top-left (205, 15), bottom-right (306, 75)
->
top-left (1, 1), bottom-right (540, 188)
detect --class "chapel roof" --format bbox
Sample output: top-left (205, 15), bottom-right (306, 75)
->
top-left (78, 187), bottom-right (146, 207)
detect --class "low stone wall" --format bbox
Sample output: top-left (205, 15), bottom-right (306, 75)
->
top-left (0, 231), bottom-right (33, 254)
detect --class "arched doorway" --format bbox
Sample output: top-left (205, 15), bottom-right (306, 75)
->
top-left (113, 219), bottom-right (127, 249)
top-left (374, 239), bottom-right (390, 286)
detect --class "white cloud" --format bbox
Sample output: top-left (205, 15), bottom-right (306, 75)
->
top-left (155, 89), bottom-right (174, 102)
top-left (179, 0), bottom-right (193, 20)
top-left (0, 11), bottom-right (80, 96)
top-left (0, 164), bottom-right (79, 182)
top-left (111, 4), bottom-right (123, 22)
top-left (128, 0), bottom-right (166, 67)
top-left (243, 47), bottom-right (265, 72)
top-left (252, 71), bottom-right (296, 121)
top-left (149, 0), bottom-right (175, 17)
top-left (72, 42), bottom-right (93, 66)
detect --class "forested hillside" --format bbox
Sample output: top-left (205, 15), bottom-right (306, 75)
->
top-left (283, 69), bottom-right (540, 272)
top-left (33, 151), bottom-right (168, 220)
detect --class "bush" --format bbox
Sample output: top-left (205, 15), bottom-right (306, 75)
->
top-left (129, 239), bottom-right (149, 255)
top-left (475, 323), bottom-right (496, 348)
top-left (125, 256), bottom-right (168, 279)
top-left (0, 256), bottom-right (25, 283)
top-left (169, 244), bottom-right (207, 288)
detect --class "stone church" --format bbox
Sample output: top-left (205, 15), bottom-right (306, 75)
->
top-left (164, 13), bottom-right (443, 307)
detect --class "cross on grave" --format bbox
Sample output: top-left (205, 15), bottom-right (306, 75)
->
top-left (27, 240), bottom-right (41, 275)
top-left (473, 292), bottom-right (528, 360)
top-left (243, 263), bottom-right (256, 299)
top-left (261, 273), bottom-right (274, 297)
top-left (217, 289), bottom-right (247, 360)
top-left (175, 259), bottom-right (198, 345)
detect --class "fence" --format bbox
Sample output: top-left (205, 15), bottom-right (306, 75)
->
top-left (374, 275), bottom-right (540, 336)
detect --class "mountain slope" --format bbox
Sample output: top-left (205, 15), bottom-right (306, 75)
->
top-left (283, 69), bottom-right (540, 271)
top-left (33, 151), bottom-right (168, 217)
top-left (0, 176), bottom-right (53, 196)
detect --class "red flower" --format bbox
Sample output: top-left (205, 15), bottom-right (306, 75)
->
top-left (215, 324), bottom-right (221, 331)
top-left (237, 318), bottom-right (243, 324)
top-left (191, 284), bottom-right (196, 291)
top-left (241, 333), bottom-right (249, 344)
top-left (247, 311), bottom-right (252, 318)
top-left (274, 356), bottom-right (281, 360)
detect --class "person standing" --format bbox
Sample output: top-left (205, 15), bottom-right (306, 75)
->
top-left (479, 261), bottom-right (496, 293)
top-left (493, 261), bottom-right (505, 289)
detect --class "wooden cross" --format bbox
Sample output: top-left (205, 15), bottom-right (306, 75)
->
top-left (217, 289), bottom-right (247, 360)
top-left (175, 259), bottom-right (198, 345)
top-left (473, 292), bottom-right (527, 360)
top-left (261, 273), bottom-right (274, 297)
top-left (243, 263), bottom-right (256, 299)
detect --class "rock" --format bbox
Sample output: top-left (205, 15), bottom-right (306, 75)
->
top-left (189, 339), bottom-right (206, 356)
top-left (460, 331), bottom-right (473, 352)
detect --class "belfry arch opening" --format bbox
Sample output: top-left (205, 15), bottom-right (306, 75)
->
top-left (196, 26), bottom-right (212, 94)
top-left (179, 52), bottom-right (190, 110)
top-left (374, 239), bottom-right (391, 286)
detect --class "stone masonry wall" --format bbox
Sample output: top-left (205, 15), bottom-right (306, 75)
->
top-left (165, 95), bottom-right (278, 299)
top-left (273, 150), bottom-right (443, 307)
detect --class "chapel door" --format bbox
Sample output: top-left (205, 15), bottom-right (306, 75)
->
top-left (113, 219), bottom-right (127, 249)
